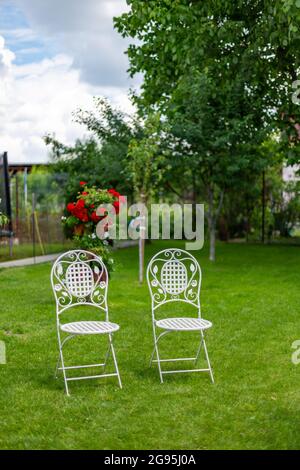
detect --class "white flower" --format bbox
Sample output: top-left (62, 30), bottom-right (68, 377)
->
top-left (91, 233), bottom-right (97, 239)
top-left (103, 240), bottom-right (109, 245)
top-left (61, 216), bottom-right (66, 221)
top-left (109, 258), bottom-right (114, 264)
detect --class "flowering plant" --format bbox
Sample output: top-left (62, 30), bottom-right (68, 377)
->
top-left (0, 200), bottom-right (8, 227)
top-left (0, 212), bottom-right (8, 227)
top-left (63, 182), bottom-right (124, 271)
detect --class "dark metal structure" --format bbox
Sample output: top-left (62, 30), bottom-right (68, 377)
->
top-left (0, 152), bottom-right (13, 255)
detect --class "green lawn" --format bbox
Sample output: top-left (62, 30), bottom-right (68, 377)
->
top-left (0, 242), bottom-right (73, 262)
top-left (0, 240), bottom-right (300, 450)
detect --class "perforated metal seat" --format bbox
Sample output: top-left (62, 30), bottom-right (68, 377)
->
top-left (155, 317), bottom-right (212, 331)
top-left (60, 321), bottom-right (119, 335)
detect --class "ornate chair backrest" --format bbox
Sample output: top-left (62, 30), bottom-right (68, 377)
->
top-left (51, 250), bottom-right (109, 319)
top-left (147, 249), bottom-right (202, 317)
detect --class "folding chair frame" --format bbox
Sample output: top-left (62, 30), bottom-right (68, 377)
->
top-left (55, 330), bottom-right (122, 396)
top-left (51, 250), bottom-right (122, 395)
top-left (147, 248), bottom-right (214, 383)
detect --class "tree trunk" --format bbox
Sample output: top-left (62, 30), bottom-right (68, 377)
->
top-left (261, 170), bottom-right (266, 244)
top-left (139, 237), bottom-right (145, 284)
top-left (209, 219), bottom-right (216, 262)
top-left (207, 186), bottom-right (216, 262)
top-left (207, 185), bottom-right (224, 262)
top-left (139, 192), bottom-right (147, 284)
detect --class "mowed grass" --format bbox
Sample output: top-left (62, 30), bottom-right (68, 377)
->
top-left (0, 240), bottom-right (300, 450)
top-left (0, 242), bottom-right (73, 262)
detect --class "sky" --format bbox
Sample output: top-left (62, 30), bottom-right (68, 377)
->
top-left (0, 0), bottom-right (138, 164)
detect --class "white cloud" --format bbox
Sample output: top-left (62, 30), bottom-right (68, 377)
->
top-left (0, 1), bottom-right (138, 164)
top-left (0, 36), bottom-right (134, 164)
top-left (14, 0), bottom-right (132, 87)
top-left (0, 35), bottom-right (15, 77)
top-left (0, 35), bottom-right (15, 118)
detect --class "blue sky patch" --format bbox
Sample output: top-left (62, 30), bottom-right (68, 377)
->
top-left (0, 0), bottom-right (56, 64)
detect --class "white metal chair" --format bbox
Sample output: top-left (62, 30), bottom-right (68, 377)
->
top-left (147, 248), bottom-right (214, 383)
top-left (51, 250), bottom-right (122, 395)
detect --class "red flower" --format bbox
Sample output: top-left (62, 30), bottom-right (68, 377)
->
top-left (90, 211), bottom-right (101, 223)
top-left (66, 187), bottom-right (124, 230)
top-left (76, 198), bottom-right (85, 208)
top-left (80, 210), bottom-right (89, 222)
top-left (66, 202), bottom-right (75, 213)
top-left (113, 200), bottom-right (120, 215)
top-left (71, 198), bottom-right (89, 222)
top-left (108, 188), bottom-right (120, 198)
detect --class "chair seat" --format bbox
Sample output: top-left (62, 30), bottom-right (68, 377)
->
top-left (60, 321), bottom-right (119, 335)
top-left (155, 317), bottom-right (212, 331)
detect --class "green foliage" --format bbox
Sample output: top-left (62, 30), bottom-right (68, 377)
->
top-left (73, 234), bottom-right (114, 272)
top-left (26, 167), bottom-right (65, 214)
top-left (115, 1), bottom-right (300, 257)
top-left (169, 70), bottom-right (270, 190)
top-left (115, 1), bottom-right (300, 105)
top-left (240, 165), bottom-right (300, 240)
top-left (115, 1), bottom-right (300, 160)
top-left (0, 211), bottom-right (8, 227)
top-left (80, 186), bottom-right (115, 207)
top-left (127, 112), bottom-right (168, 200)
top-left (45, 98), bottom-right (140, 202)
top-left (268, 177), bottom-right (300, 238)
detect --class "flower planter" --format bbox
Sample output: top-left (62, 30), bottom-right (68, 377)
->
top-left (64, 183), bottom-right (123, 276)
top-left (84, 250), bottom-right (108, 283)
top-left (74, 224), bottom-right (85, 236)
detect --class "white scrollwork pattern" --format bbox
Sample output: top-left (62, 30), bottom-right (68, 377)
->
top-left (147, 249), bottom-right (201, 309)
top-left (51, 250), bottom-right (108, 314)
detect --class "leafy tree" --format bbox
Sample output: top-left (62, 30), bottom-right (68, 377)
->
top-left (115, 2), bottom-right (280, 259)
top-left (45, 98), bottom-right (140, 202)
top-left (117, 0), bottom-right (300, 159)
top-left (177, 70), bottom-right (273, 258)
top-left (127, 112), bottom-right (168, 281)
top-left (128, 113), bottom-right (167, 201)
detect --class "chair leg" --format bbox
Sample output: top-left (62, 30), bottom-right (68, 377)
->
top-left (149, 345), bottom-right (156, 367)
top-left (55, 335), bottom-right (74, 379)
top-left (59, 346), bottom-right (70, 395)
top-left (54, 351), bottom-right (61, 378)
top-left (152, 325), bottom-right (163, 383)
top-left (150, 331), bottom-right (170, 367)
top-left (194, 334), bottom-right (203, 365)
top-left (57, 331), bottom-right (70, 396)
top-left (201, 330), bottom-right (214, 384)
top-left (102, 337), bottom-right (112, 373)
top-left (109, 334), bottom-right (122, 389)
